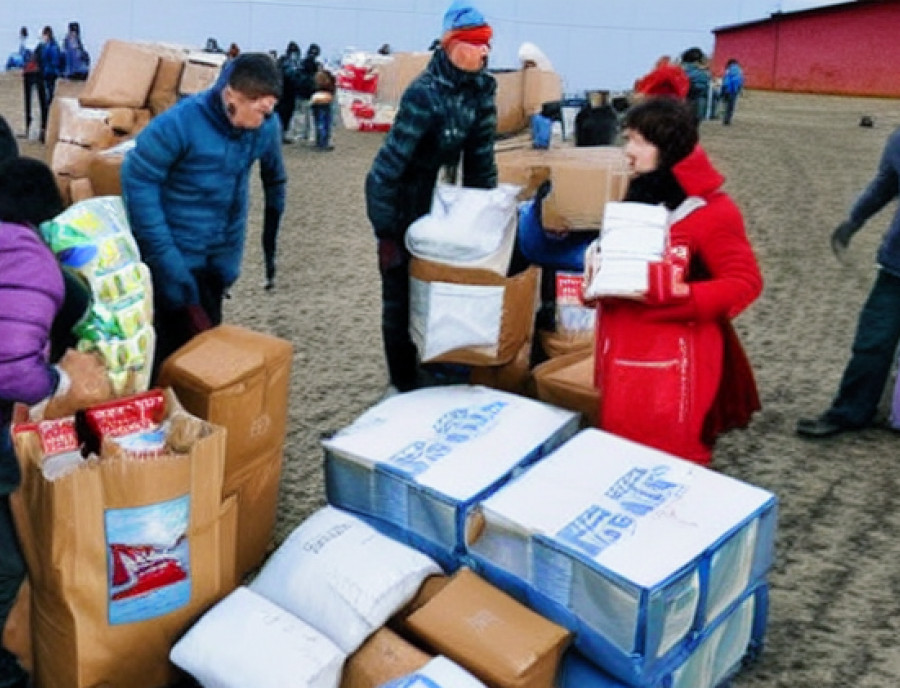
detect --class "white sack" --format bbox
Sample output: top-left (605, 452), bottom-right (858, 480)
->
top-left (250, 506), bottom-right (441, 654)
top-left (405, 183), bottom-right (520, 274)
top-left (169, 586), bottom-right (345, 688)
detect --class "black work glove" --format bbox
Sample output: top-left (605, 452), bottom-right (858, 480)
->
top-left (830, 219), bottom-right (861, 261)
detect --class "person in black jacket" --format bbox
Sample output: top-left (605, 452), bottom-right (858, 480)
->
top-left (365, 0), bottom-right (497, 393)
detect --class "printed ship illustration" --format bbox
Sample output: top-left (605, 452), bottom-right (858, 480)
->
top-left (109, 537), bottom-right (188, 601)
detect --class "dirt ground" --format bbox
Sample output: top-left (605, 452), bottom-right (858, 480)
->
top-left (3, 69), bottom-right (900, 686)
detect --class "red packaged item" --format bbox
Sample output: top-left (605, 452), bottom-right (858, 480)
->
top-left (76, 389), bottom-right (167, 457)
top-left (14, 417), bottom-right (85, 480)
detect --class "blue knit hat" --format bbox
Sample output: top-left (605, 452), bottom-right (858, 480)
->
top-left (442, 1), bottom-right (487, 33)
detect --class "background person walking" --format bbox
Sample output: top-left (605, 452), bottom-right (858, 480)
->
top-left (797, 126), bottom-right (900, 438)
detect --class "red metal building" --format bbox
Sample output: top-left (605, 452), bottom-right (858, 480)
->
top-left (712, 0), bottom-right (900, 97)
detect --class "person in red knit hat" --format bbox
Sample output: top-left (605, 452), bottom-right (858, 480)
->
top-left (589, 97), bottom-right (763, 465)
top-left (634, 55), bottom-right (690, 100)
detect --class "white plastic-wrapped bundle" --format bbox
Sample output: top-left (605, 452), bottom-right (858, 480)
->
top-left (380, 656), bottom-right (488, 688)
top-left (467, 428), bottom-right (776, 687)
top-left (405, 183), bottom-right (521, 276)
top-left (40, 196), bottom-right (155, 394)
top-left (249, 506), bottom-right (441, 654)
top-left (170, 586), bottom-right (345, 688)
top-left (323, 385), bottom-right (579, 568)
top-left (556, 583), bottom-right (768, 688)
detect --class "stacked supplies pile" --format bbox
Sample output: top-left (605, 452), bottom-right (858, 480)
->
top-left (467, 428), bottom-right (777, 687)
top-left (158, 325), bottom-right (293, 582)
top-left (45, 39), bottom-right (225, 205)
top-left (322, 385), bottom-right (579, 569)
top-left (10, 390), bottom-right (233, 688)
top-left (172, 506), bottom-right (577, 688)
top-left (583, 201), bottom-right (669, 300)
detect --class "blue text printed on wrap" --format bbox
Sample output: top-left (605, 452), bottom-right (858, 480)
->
top-left (558, 465), bottom-right (687, 558)
top-left (388, 401), bottom-right (508, 477)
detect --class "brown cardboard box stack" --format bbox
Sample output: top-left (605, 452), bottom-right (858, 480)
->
top-left (158, 324), bottom-right (293, 581)
top-left (494, 66), bottom-right (562, 135)
top-left (46, 39), bottom-right (225, 205)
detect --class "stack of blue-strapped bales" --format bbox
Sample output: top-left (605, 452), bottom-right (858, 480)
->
top-left (323, 385), bottom-right (580, 570)
top-left (323, 387), bottom-right (777, 688)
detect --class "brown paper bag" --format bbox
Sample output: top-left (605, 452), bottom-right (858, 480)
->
top-left (10, 390), bottom-right (227, 688)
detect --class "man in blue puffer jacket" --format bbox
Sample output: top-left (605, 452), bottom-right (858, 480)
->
top-left (365, 0), bottom-right (497, 393)
top-left (122, 53), bottom-right (286, 380)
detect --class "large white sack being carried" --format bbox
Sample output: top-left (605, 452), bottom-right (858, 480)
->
top-left (169, 586), bottom-right (345, 688)
top-left (249, 506), bottom-right (441, 654)
top-left (380, 656), bottom-right (488, 688)
top-left (467, 427), bottom-right (776, 686)
top-left (405, 183), bottom-right (520, 275)
top-left (323, 385), bottom-right (579, 567)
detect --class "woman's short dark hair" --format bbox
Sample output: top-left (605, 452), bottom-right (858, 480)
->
top-left (0, 157), bottom-right (64, 227)
top-left (228, 53), bottom-right (282, 99)
top-left (623, 97), bottom-right (699, 168)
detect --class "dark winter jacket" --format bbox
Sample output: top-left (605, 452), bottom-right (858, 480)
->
top-left (121, 71), bottom-right (286, 311)
top-left (365, 48), bottom-right (497, 241)
top-left (0, 221), bottom-right (63, 489)
top-left (62, 33), bottom-right (90, 78)
top-left (848, 127), bottom-right (900, 277)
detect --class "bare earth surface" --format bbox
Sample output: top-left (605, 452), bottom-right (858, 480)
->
top-left (3, 69), bottom-right (900, 686)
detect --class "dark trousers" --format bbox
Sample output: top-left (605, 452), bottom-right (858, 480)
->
top-left (312, 103), bottom-right (332, 148)
top-left (0, 495), bottom-right (25, 654)
top-left (380, 257), bottom-right (419, 392)
top-left (277, 84), bottom-right (298, 136)
top-left (45, 75), bottom-right (58, 105)
top-left (150, 268), bottom-right (225, 384)
top-left (722, 93), bottom-right (738, 125)
top-left (826, 269), bottom-right (900, 427)
top-left (23, 72), bottom-right (47, 135)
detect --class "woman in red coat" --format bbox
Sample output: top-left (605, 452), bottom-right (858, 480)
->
top-left (593, 97), bottom-right (762, 464)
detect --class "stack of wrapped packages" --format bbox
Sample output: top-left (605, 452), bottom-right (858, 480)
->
top-left (170, 383), bottom-right (776, 688)
top-left (45, 38), bottom-right (225, 205)
top-left (336, 49), bottom-right (562, 138)
top-left (6, 186), bottom-right (295, 685)
top-left (10, 388), bottom-right (234, 688)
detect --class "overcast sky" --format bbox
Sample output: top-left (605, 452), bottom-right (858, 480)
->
top-left (3, 0), bottom-right (853, 92)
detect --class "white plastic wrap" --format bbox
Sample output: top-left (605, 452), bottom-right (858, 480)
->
top-left (169, 586), bottom-right (345, 688)
top-left (249, 506), bottom-right (440, 654)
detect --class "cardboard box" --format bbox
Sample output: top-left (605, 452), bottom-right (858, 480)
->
top-left (229, 447), bottom-right (283, 580)
top-left (340, 627), bottom-right (432, 688)
top-left (79, 39), bottom-right (161, 108)
top-left (389, 574), bottom-right (452, 636)
top-left (57, 98), bottom-right (117, 149)
top-left (405, 568), bottom-right (571, 688)
top-left (87, 142), bottom-right (134, 197)
top-left (69, 177), bottom-right (94, 203)
top-left (218, 493), bottom-right (239, 594)
top-left (537, 328), bottom-right (593, 359)
top-left (178, 56), bottom-right (222, 96)
top-left (409, 259), bottom-right (540, 367)
top-left (158, 324), bottom-right (293, 476)
top-left (532, 349), bottom-right (598, 426)
top-left (147, 56), bottom-right (186, 115)
top-left (496, 147), bottom-right (629, 231)
top-left (51, 141), bottom-right (94, 178)
top-left (375, 52), bottom-right (430, 105)
top-left (493, 69), bottom-right (527, 135)
top-left (469, 337), bottom-right (534, 397)
top-left (523, 67), bottom-right (562, 115)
